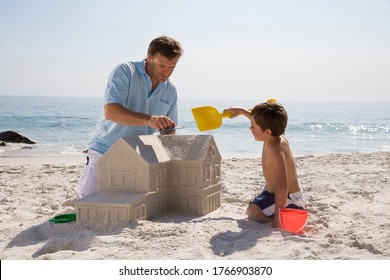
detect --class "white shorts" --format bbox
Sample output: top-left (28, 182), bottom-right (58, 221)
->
top-left (76, 149), bottom-right (103, 197)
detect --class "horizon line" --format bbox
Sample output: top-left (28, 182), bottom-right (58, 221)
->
top-left (1, 93), bottom-right (389, 103)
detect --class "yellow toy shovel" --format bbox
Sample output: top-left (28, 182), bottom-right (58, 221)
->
top-left (191, 106), bottom-right (232, 132)
top-left (191, 98), bottom-right (277, 132)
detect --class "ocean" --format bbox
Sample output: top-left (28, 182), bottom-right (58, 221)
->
top-left (0, 95), bottom-right (389, 158)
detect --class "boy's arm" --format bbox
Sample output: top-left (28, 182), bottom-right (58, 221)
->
top-left (270, 150), bottom-right (289, 228)
top-left (223, 107), bottom-right (251, 119)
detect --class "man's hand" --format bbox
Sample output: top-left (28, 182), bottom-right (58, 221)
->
top-left (104, 104), bottom-right (175, 130)
top-left (148, 115), bottom-right (176, 131)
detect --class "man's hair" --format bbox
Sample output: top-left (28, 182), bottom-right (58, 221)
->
top-left (251, 102), bottom-right (288, 136)
top-left (147, 36), bottom-right (183, 59)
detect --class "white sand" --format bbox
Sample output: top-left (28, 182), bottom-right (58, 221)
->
top-left (0, 152), bottom-right (389, 260)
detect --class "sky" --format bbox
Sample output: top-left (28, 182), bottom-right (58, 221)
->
top-left (0, 0), bottom-right (389, 101)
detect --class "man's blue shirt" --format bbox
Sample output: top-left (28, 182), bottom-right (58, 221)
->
top-left (88, 60), bottom-right (178, 154)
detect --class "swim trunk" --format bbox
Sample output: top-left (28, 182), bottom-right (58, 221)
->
top-left (249, 186), bottom-right (305, 218)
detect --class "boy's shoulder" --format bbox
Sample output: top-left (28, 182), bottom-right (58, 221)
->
top-left (263, 137), bottom-right (293, 159)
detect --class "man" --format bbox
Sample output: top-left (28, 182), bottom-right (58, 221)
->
top-left (77, 36), bottom-right (184, 197)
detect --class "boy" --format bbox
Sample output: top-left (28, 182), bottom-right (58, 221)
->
top-left (224, 101), bottom-right (305, 228)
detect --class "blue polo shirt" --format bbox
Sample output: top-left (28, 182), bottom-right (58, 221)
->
top-left (88, 60), bottom-right (178, 154)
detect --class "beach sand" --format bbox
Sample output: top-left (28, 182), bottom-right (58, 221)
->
top-left (0, 152), bottom-right (389, 260)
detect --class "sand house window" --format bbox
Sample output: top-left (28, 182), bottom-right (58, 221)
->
top-left (135, 204), bottom-right (146, 220)
top-left (79, 206), bottom-right (97, 222)
top-left (156, 169), bottom-right (166, 190)
top-left (110, 171), bottom-right (135, 189)
top-left (214, 164), bottom-right (220, 178)
top-left (189, 168), bottom-right (197, 187)
top-left (157, 199), bottom-right (166, 214)
top-left (205, 166), bottom-right (211, 181)
top-left (210, 145), bottom-right (216, 157)
top-left (108, 207), bottom-right (128, 222)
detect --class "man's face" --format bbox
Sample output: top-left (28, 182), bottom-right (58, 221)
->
top-left (146, 52), bottom-right (179, 83)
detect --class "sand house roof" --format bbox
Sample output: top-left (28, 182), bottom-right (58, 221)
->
top-left (119, 134), bottom-right (219, 164)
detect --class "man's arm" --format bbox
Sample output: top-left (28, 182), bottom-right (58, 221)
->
top-left (104, 103), bottom-right (175, 131)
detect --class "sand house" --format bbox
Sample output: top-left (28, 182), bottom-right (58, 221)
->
top-left (74, 135), bottom-right (222, 224)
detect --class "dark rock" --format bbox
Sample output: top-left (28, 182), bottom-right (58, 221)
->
top-left (0, 131), bottom-right (36, 144)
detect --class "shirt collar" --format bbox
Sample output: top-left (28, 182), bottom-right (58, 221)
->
top-left (135, 59), bottom-right (147, 75)
top-left (136, 59), bottom-right (168, 87)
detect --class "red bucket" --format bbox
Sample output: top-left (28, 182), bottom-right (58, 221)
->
top-left (279, 208), bottom-right (309, 234)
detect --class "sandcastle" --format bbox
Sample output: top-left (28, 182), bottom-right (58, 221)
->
top-left (74, 135), bottom-right (222, 224)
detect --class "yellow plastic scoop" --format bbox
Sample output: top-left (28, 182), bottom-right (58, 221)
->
top-left (191, 106), bottom-right (232, 131)
top-left (191, 98), bottom-right (277, 132)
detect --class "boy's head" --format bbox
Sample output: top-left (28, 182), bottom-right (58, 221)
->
top-left (250, 102), bottom-right (288, 136)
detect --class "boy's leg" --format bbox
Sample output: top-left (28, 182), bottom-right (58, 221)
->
top-left (246, 204), bottom-right (273, 223)
top-left (247, 188), bottom-right (274, 223)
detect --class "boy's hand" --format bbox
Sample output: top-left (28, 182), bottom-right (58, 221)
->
top-left (272, 219), bottom-right (280, 229)
top-left (223, 107), bottom-right (250, 119)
